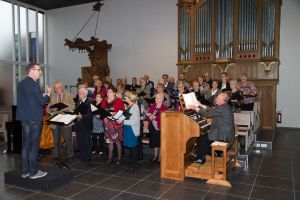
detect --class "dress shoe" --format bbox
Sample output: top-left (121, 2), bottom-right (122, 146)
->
top-left (194, 158), bottom-right (206, 164)
top-left (106, 159), bottom-right (112, 164)
top-left (151, 157), bottom-right (158, 162)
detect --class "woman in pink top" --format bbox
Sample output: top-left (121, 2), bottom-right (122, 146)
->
top-left (147, 93), bottom-right (168, 162)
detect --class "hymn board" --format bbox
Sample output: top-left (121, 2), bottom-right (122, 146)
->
top-left (177, 0), bottom-right (282, 132)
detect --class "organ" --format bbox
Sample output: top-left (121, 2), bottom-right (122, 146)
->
top-left (177, 0), bottom-right (281, 133)
top-left (161, 110), bottom-right (237, 185)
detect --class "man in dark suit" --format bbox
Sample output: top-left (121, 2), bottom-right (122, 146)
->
top-left (16, 63), bottom-right (52, 179)
top-left (189, 92), bottom-right (235, 164)
top-left (74, 87), bottom-right (93, 163)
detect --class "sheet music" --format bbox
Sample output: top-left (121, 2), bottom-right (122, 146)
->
top-left (50, 114), bottom-right (77, 125)
top-left (91, 104), bottom-right (98, 112)
top-left (211, 141), bottom-right (228, 147)
top-left (182, 92), bottom-right (198, 108)
top-left (113, 110), bottom-right (125, 120)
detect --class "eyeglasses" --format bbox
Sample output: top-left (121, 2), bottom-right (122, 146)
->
top-left (32, 68), bottom-right (42, 71)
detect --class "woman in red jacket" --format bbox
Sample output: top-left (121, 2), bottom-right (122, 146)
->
top-left (147, 93), bottom-right (168, 162)
top-left (101, 86), bottom-right (125, 165)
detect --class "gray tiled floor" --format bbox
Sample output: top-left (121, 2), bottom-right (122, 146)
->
top-left (1, 128), bottom-right (300, 199)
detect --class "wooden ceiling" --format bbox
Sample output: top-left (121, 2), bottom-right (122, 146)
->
top-left (17, 0), bottom-right (99, 10)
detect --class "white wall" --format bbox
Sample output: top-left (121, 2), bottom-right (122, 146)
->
top-left (48, 0), bottom-right (300, 128)
top-left (277, 0), bottom-right (300, 128)
top-left (47, 0), bottom-right (177, 87)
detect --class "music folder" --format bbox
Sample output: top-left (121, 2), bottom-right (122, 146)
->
top-left (90, 104), bottom-right (112, 120)
top-left (137, 91), bottom-right (147, 97)
top-left (49, 102), bottom-right (68, 111)
top-left (107, 110), bottom-right (132, 121)
top-left (47, 114), bottom-right (77, 126)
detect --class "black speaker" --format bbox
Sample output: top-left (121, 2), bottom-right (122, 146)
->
top-left (11, 105), bottom-right (17, 121)
top-left (5, 121), bottom-right (22, 154)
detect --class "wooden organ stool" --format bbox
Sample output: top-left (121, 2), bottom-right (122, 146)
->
top-left (207, 138), bottom-right (238, 187)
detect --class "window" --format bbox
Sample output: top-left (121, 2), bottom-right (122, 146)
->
top-left (0, 0), bottom-right (47, 106)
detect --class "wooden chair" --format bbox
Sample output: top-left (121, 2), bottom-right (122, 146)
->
top-left (234, 112), bottom-right (251, 152)
top-left (241, 111), bottom-right (256, 143)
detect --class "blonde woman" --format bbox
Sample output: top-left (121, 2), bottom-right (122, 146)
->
top-left (119, 91), bottom-right (140, 171)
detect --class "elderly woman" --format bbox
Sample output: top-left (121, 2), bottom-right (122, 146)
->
top-left (190, 80), bottom-right (207, 105)
top-left (171, 81), bottom-right (188, 110)
top-left (147, 93), bottom-right (168, 162)
top-left (119, 91), bottom-right (140, 171)
top-left (116, 83), bottom-right (126, 100)
top-left (237, 73), bottom-right (257, 111)
top-left (229, 80), bottom-right (243, 110)
top-left (197, 75), bottom-right (210, 94)
top-left (136, 78), bottom-right (152, 110)
top-left (205, 80), bottom-right (221, 105)
top-left (155, 83), bottom-right (171, 108)
top-left (101, 86), bottom-right (125, 165)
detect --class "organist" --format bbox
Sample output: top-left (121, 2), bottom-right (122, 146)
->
top-left (188, 92), bottom-right (235, 164)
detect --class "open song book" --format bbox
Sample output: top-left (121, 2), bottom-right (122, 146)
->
top-left (90, 104), bottom-right (112, 120)
top-left (107, 110), bottom-right (132, 121)
top-left (182, 92), bottom-right (198, 108)
top-left (49, 114), bottom-right (77, 125)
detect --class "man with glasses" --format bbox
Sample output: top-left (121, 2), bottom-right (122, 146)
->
top-left (47, 81), bottom-right (75, 162)
top-left (16, 63), bottom-right (52, 179)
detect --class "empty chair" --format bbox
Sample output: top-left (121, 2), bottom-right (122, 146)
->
top-left (234, 112), bottom-right (251, 152)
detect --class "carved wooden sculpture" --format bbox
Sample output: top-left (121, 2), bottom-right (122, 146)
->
top-left (64, 1), bottom-right (111, 85)
top-left (65, 37), bottom-right (111, 83)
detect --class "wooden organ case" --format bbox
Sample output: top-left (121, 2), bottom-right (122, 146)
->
top-left (177, 0), bottom-right (281, 132)
top-left (161, 110), bottom-right (211, 181)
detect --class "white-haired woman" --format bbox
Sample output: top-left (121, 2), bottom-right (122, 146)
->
top-left (146, 93), bottom-right (168, 162)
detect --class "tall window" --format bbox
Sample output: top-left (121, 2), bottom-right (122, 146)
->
top-left (0, 0), bottom-right (46, 106)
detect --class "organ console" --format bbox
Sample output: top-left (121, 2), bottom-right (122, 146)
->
top-left (161, 109), bottom-right (237, 185)
top-left (161, 110), bottom-right (210, 180)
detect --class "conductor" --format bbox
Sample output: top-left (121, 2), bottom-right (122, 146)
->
top-left (16, 63), bottom-right (52, 179)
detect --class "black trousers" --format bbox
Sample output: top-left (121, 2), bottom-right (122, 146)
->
top-left (78, 129), bottom-right (92, 162)
top-left (92, 132), bottom-right (105, 153)
top-left (196, 133), bottom-right (212, 160)
top-left (128, 146), bottom-right (138, 168)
